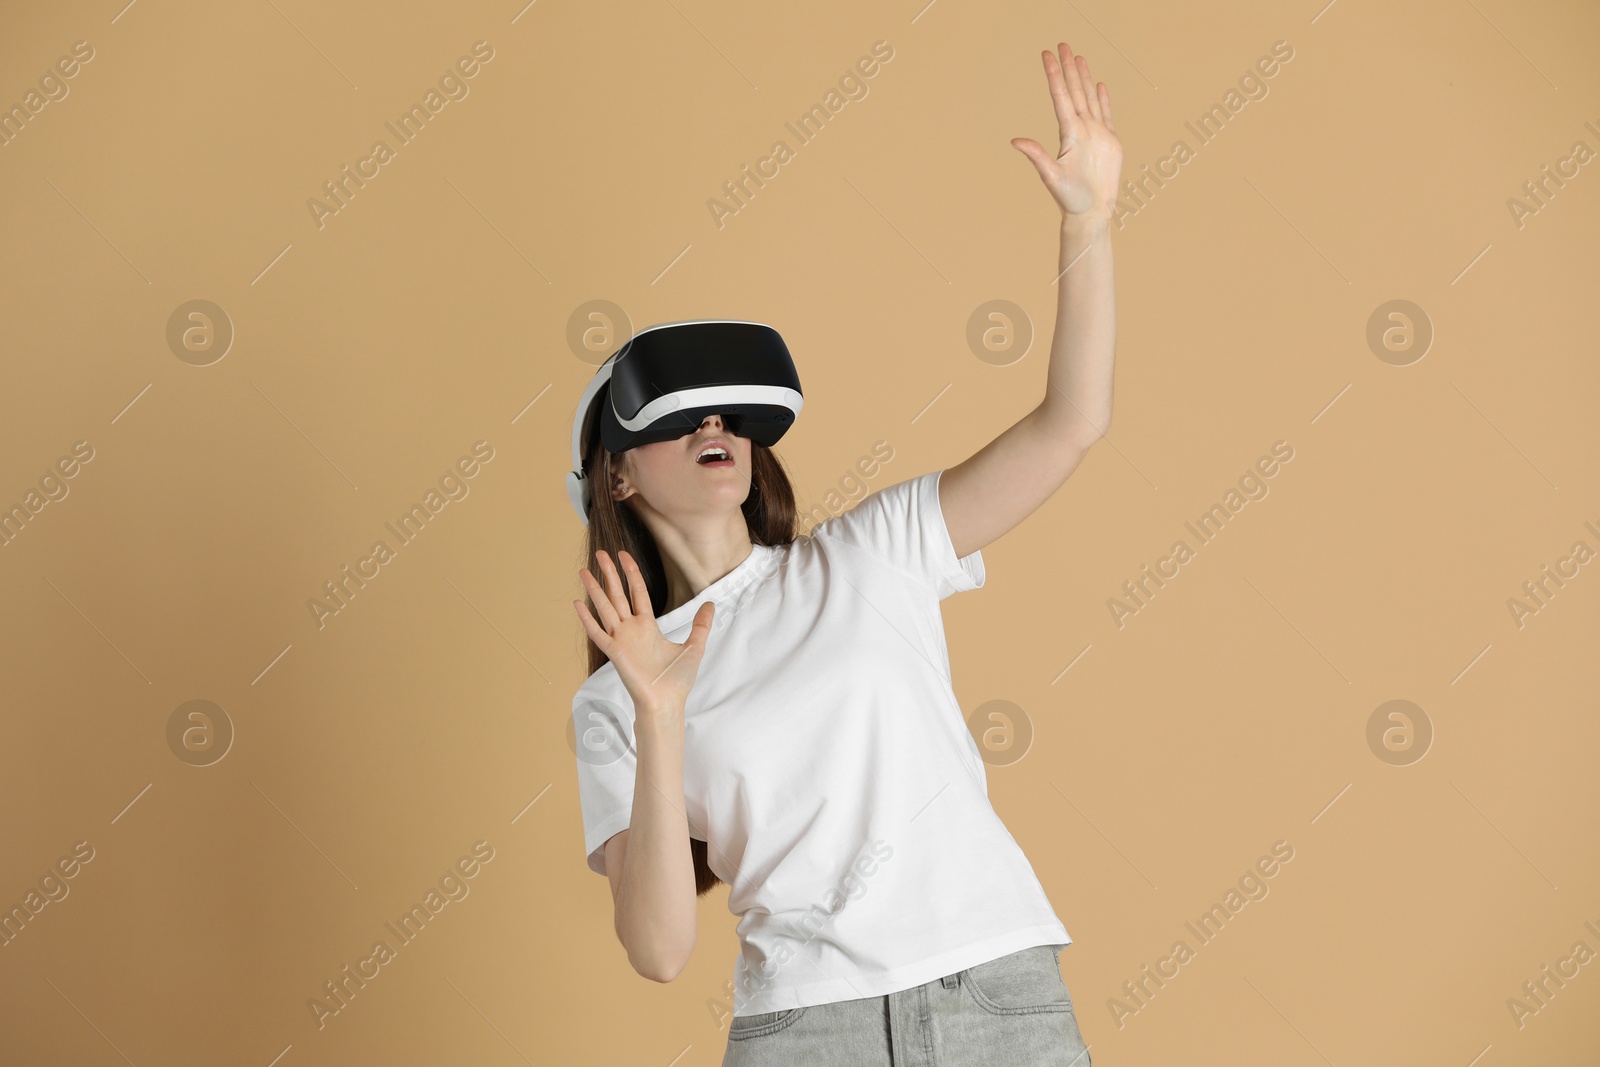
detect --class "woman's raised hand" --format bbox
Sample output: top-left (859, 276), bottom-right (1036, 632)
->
top-left (1011, 43), bottom-right (1124, 220)
top-left (573, 549), bottom-right (715, 721)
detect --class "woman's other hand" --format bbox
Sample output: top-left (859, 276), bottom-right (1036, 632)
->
top-left (1011, 43), bottom-right (1124, 220)
top-left (574, 549), bottom-right (714, 720)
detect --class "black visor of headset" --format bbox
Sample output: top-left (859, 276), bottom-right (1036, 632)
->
top-left (566, 320), bottom-right (804, 524)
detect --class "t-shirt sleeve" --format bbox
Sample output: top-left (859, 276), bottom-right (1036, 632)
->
top-left (808, 468), bottom-right (986, 600)
top-left (572, 680), bottom-right (638, 877)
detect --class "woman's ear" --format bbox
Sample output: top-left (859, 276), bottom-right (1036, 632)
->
top-left (604, 449), bottom-right (629, 502)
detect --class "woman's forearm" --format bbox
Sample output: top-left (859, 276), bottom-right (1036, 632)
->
top-left (614, 708), bottom-right (698, 981)
top-left (1039, 210), bottom-right (1116, 442)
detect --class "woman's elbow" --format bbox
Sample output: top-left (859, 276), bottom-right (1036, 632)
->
top-left (616, 916), bottom-right (696, 983)
top-left (635, 958), bottom-right (687, 984)
top-left (628, 942), bottom-right (694, 983)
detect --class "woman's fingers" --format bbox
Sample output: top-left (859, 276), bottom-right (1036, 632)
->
top-left (686, 599), bottom-right (715, 651)
top-left (578, 566), bottom-right (621, 632)
top-left (1099, 82), bottom-right (1115, 133)
top-left (618, 550), bottom-right (651, 621)
top-left (577, 550), bottom-right (657, 646)
top-left (1076, 53), bottom-right (1102, 124)
top-left (572, 597), bottom-right (612, 650)
top-left (1042, 48), bottom-right (1077, 145)
top-left (1057, 43), bottom-right (1091, 123)
top-left (595, 550), bottom-right (633, 618)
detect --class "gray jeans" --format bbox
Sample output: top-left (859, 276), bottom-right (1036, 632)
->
top-left (722, 944), bottom-right (1092, 1066)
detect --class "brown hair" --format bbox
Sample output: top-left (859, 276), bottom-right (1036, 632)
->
top-left (576, 421), bottom-right (799, 895)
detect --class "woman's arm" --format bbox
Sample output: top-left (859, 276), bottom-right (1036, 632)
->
top-left (605, 704), bottom-right (698, 982)
top-left (574, 551), bottom-right (715, 983)
top-left (942, 43), bottom-right (1123, 561)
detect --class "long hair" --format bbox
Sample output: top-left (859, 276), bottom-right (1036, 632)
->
top-left (576, 417), bottom-right (799, 895)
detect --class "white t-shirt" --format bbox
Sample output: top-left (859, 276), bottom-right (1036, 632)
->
top-left (571, 468), bottom-right (1071, 1016)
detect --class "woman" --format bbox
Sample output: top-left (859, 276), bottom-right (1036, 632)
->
top-left (570, 43), bottom-right (1121, 1066)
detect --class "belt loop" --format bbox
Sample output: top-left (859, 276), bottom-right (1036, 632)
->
top-left (941, 972), bottom-right (959, 989)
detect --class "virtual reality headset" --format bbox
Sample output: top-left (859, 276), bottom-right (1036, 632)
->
top-left (565, 319), bottom-right (804, 524)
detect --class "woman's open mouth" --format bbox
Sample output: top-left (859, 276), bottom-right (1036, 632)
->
top-left (695, 446), bottom-right (734, 467)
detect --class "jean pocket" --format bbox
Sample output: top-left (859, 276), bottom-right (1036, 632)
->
top-left (727, 1006), bottom-right (807, 1040)
top-left (961, 945), bottom-right (1075, 1015)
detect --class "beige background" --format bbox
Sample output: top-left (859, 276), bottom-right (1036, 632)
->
top-left (2, 0), bottom-right (1597, 1064)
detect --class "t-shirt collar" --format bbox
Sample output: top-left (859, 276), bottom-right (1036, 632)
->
top-left (654, 542), bottom-right (778, 634)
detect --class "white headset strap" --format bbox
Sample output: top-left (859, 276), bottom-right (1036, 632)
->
top-left (569, 360), bottom-right (616, 475)
top-left (567, 361), bottom-right (615, 526)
